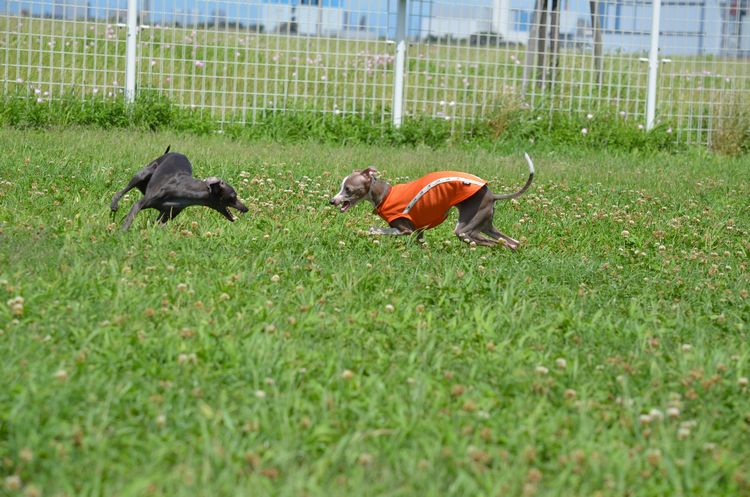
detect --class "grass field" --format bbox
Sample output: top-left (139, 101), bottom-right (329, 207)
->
top-left (1, 128), bottom-right (750, 496)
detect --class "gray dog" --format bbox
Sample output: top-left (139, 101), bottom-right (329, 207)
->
top-left (111, 146), bottom-right (248, 231)
top-left (330, 153), bottom-right (534, 249)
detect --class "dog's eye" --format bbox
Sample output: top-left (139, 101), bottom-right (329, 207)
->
top-left (344, 187), bottom-right (351, 194)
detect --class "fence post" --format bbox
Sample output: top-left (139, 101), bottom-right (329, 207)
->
top-left (125, 0), bottom-right (138, 103)
top-left (392, 0), bottom-right (407, 128)
top-left (646, 0), bottom-right (661, 131)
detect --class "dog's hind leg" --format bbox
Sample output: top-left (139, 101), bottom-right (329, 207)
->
top-left (482, 224), bottom-right (519, 250)
top-left (469, 194), bottom-right (519, 250)
top-left (156, 207), bottom-right (183, 224)
top-left (474, 234), bottom-right (501, 246)
top-left (455, 218), bottom-right (500, 246)
top-left (455, 229), bottom-right (499, 247)
top-left (454, 197), bottom-right (493, 246)
top-left (111, 162), bottom-right (158, 214)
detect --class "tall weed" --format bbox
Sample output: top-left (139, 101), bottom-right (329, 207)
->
top-left (711, 94), bottom-right (750, 155)
top-left (0, 91), bottom-right (696, 153)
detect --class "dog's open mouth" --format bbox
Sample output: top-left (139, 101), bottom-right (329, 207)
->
top-left (340, 201), bottom-right (351, 213)
top-left (220, 207), bottom-right (237, 222)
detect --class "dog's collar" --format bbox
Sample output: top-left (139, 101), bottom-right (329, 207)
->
top-left (373, 186), bottom-right (393, 214)
top-left (369, 179), bottom-right (390, 209)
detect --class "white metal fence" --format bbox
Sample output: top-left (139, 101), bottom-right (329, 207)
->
top-left (2, 0), bottom-right (749, 144)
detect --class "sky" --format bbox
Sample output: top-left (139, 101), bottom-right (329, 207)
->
top-left (0, 0), bottom-right (597, 35)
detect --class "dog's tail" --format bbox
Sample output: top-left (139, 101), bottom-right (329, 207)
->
top-left (163, 145), bottom-right (171, 155)
top-left (491, 152), bottom-right (535, 201)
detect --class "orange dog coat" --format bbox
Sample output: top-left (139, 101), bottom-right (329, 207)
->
top-left (376, 171), bottom-right (487, 230)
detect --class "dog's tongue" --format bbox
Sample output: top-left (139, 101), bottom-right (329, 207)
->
top-left (340, 201), bottom-right (350, 212)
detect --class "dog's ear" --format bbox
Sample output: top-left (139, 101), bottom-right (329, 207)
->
top-left (163, 145), bottom-right (171, 155)
top-left (361, 167), bottom-right (378, 178)
top-left (205, 176), bottom-right (222, 195)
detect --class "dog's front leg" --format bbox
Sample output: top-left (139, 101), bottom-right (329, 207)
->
top-left (122, 198), bottom-right (147, 231)
top-left (368, 227), bottom-right (408, 236)
top-left (368, 217), bottom-right (416, 236)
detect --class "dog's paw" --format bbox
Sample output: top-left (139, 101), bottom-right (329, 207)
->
top-left (500, 239), bottom-right (519, 251)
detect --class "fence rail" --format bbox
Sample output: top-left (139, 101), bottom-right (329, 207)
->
top-left (2, 0), bottom-right (749, 145)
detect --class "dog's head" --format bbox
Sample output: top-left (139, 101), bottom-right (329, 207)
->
top-left (205, 177), bottom-right (249, 221)
top-left (329, 167), bottom-right (378, 213)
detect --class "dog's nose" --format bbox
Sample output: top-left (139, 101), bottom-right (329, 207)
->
top-left (329, 198), bottom-right (337, 205)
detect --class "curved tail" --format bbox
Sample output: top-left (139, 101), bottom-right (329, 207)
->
top-left (492, 152), bottom-right (535, 201)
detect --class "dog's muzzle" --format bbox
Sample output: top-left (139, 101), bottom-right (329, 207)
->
top-left (330, 196), bottom-right (351, 212)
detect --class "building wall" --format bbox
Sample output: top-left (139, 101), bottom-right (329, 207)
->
top-left (491, 0), bottom-right (750, 55)
top-left (297, 5), bottom-right (344, 36)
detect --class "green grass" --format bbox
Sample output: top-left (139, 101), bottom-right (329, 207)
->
top-left (1, 128), bottom-right (750, 497)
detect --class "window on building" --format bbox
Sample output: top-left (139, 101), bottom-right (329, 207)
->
top-left (513, 9), bottom-right (530, 32)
